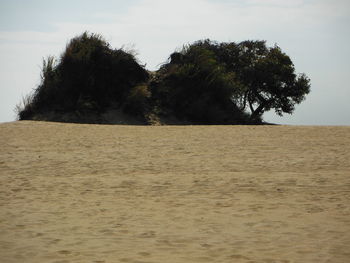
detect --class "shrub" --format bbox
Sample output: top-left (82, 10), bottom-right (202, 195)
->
top-left (56, 33), bottom-right (149, 110)
top-left (150, 43), bottom-right (249, 124)
top-left (123, 84), bottom-right (151, 116)
top-left (18, 32), bottom-right (149, 120)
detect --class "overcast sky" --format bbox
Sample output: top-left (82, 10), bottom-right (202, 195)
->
top-left (1, 0), bottom-right (349, 125)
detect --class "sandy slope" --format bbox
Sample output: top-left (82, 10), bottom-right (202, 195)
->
top-left (0, 121), bottom-right (349, 263)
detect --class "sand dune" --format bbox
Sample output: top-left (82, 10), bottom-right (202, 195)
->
top-left (1, 121), bottom-right (350, 263)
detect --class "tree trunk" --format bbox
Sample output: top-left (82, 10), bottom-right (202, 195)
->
top-left (249, 89), bottom-right (268, 122)
top-left (250, 102), bottom-right (265, 122)
top-left (248, 98), bottom-right (255, 114)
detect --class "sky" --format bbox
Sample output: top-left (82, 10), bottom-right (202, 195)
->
top-left (1, 0), bottom-right (349, 125)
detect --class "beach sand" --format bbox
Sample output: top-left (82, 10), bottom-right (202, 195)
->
top-left (0, 121), bottom-right (349, 262)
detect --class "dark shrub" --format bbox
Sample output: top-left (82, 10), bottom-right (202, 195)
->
top-left (19, 32), bottom-right (149, 119)
top-left (56, 33), bottom-right (148, 110)
top-left (150, 43), bottom-right (249, 124)
top-left (123, 84), bottom-right (151, 116)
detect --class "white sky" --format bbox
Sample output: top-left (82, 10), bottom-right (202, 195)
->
top-left (1, 0), bottom-right (349, 125)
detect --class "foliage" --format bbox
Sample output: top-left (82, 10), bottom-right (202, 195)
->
top-left (17, 33), bottom-right (310, 124)
top-left (18, 32), bottom-right (149, 120)
top-left (187, 40), bottom-right (311, 121)
top-left (123, 84), bottom-right (151, 116)
top-left (150, 44), bottom-right (250, 124)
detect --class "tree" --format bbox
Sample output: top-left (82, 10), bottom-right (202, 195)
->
top-left (218, 40), bottom-right (311, 121)
top-left (150, 44), bottom-right (249, 124)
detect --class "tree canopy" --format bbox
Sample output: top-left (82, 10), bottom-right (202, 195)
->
top-left (149, 44), bottom-right (249, 124)
top-left (172, 39), bottom-right (311, 122)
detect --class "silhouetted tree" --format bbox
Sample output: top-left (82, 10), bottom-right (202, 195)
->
top-left (197, 40), bottom-right (311, 121)
top-left (150, 44), bottom-right (249, 124)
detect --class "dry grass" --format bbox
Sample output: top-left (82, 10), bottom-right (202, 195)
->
top-left (0, 121), bottom-right (350, 262)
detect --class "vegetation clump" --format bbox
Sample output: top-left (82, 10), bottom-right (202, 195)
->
top-left (150, 40), bottom-right (310, 124)
top-left (149, 43), bottom-right (249, 124)
top-left (18, 32), bottom-right (149, 123)
top-left (17, 33), bottom-right (310, 125)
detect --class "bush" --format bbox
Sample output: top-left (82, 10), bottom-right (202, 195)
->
top-left (150, 43), bottom-right (250, 124)
top-left (18, 32), bottom-right (149, 120)
top-left (123, 84), bottom-right (151, 116)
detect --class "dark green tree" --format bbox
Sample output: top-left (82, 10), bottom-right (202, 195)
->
top-left (174, 39), bottom-right (311, 122)
top-left (215, 40), bottom-right (310, 121)
top-left (150, 44), bottom-right (249, 124)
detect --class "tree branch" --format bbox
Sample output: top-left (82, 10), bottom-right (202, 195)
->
top-left (248, 98), bottom-right (255, 113)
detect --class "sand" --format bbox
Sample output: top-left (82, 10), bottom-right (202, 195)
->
top-left (0, 121), bottom-right (349, 263)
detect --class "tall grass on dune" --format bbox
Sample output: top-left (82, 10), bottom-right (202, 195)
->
top-left (14, 93), bottom-right (35, 121)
